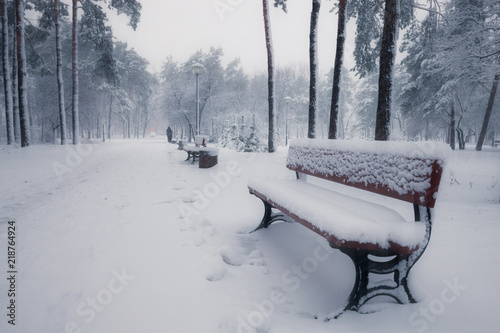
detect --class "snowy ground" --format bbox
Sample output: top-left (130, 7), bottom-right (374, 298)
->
top-left (0, 137), bottom-right (499, 333)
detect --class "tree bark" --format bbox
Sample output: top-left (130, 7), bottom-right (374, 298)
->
top-left (72, 0), bottom-right (80, 144)
top-left (263, 0), bottom-right (275, 152)
top-left (456, 128), bottom-right (465, 149)
top-left (12, 11), bottom-right (20, 143)
top-left (1, 0), bottom-right (14, 144)
top-left (375, 0), bottom-right (399, 141)
top-left (328, 0), bottom-right (347, 140)
top-left (15, 0), bottom-right (30, 147)
top-left (108, 93), bottom-right (113, 139)
top-left (450, 100), bottom-right (455, 150)
top-left (308, 0), bottom-right (321, 139)
top-left (476, 73), bottom-right (499, 151)
top-left (55, 0), bottom-right (67, 145)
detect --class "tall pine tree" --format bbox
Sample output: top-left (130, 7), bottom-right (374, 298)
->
top-left (1, 0), bottom-right (14, 144)
top-left (15, 0), bottom-right (30, 147)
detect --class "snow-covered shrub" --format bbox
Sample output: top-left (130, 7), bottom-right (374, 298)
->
top-left (219, 119), bottom-right (266, 152)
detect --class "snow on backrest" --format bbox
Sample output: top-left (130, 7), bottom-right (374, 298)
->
top-left (195, 135), bottom-right (209, 146)
top-left (286, 139), bottom-right (448, 208)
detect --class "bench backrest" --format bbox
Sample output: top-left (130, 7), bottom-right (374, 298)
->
top-left (194, 135), bottom-right (209, 147)
top-left (286, 139), bottom-right (447, 208)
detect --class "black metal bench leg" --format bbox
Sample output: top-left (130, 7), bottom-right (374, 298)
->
top-left (326, 206), bottom-right (432, 320)
top-left (185, 152), bottom-right (191, 161)
top-left (326, 248), bottom-right (369, 320)
top-left (251, 200), bottom-right (295, 232)
top-left (325, 250), bottom-right (411, 320)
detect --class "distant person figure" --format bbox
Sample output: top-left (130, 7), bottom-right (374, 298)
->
top-left (166, 127), bottom-right (173, 143)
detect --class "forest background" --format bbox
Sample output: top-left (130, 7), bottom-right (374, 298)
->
top-left (0, 0), bottom-right (498, 152)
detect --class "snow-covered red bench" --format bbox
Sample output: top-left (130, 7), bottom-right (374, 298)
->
top-left (183, 135), bottom-right (219, 168)
top-left (248, 139), bottom-right (447, 319)
top-left (183, 135), bottom-right (209, 163)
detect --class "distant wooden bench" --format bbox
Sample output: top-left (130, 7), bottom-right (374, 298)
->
top-left (494, 139), bottom-right (500, 148)
top-left (183, 135), bottom-right (218, 168)
top-left (248, 139), bottom-right (446, 319)
top-left (183, 135), bottom-right (208, 163)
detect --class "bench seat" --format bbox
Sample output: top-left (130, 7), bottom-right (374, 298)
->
top-left (249, 177), bottom-right (426, 255)
top-left (184, 146), bottom-right (202, 153)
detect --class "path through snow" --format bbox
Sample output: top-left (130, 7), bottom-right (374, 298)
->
top-left (1, 138), bottom-right (499, 333)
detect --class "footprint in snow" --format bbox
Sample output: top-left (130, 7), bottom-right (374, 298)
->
top-left (162, 198), bottom-right (176, 204)
top-left (248, 250), bottom-right (268, 273)
top-left (249, 250), bottom-right (263, 259)
top-left (173, 183), bottom-right (185, 191)
top-left (202, 225), bottom-right (216, 237)
top-left (218, 245), bottom-right (244, 266)
top-left (204, 255), bottom-right (227, 282)
top-left (176, 218), bottom-right (188, 231)
top-left (181, 195), bottom-right (196, 203)
top-left (219, 307), bottom-right (271, 333)
top-left (192, 235), bottom-right (205, 246)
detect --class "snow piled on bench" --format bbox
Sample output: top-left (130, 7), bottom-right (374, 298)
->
top-left (290, 138), bottom-right (450, 159)
top-left (287, 139), bottom-right (448, 198)
top-left (248, 178), bottom-right (426, 250)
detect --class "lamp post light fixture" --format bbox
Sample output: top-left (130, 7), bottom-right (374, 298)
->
top-left (191, 62), bottom-right (205, 136)
top-left (284, 96), bottom-right (292, 145)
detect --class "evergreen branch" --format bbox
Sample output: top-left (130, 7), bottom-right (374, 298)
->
top-left (412, 3), bottom-right (448, 23)
top-left (475, 49), bottom-right (500, 60)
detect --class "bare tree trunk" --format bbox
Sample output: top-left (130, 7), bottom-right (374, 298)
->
top-left (450, 100), bottom-right (455, 150)
top-left (182, 112), bottom-right (194, 142)
top-left (328, 0), bottom-right (347, 140)
top-left (108, 94), bottom-right (113, 139)
top-left (12, 12), bottom-right (20, 143)
top-left (456, 128), bottom-right (465, 149)
top-left (55, 0), bottom-right (67, 145)
top-left (308, 0), bottom-right (320, 139)
top-left (1, 0), bottom-right (13, 144)
top-left (72, 0), bottom-right (80, 144)
top-left (15, 0), bottom-right (30, 147)
top-left (476, 73), bottom-right (499, 151)
top-left (127, 114), bottom-right (131, 138)
top-left (375, 0), bottom-right (399, 141)
top-left (263, 0), bottom-right (275, 152)
top-left (456, 116), bottom-right (465, 150)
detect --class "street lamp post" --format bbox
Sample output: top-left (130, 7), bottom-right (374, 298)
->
top-left (191, 62), bottom-right (205, 136)
top-left (284, 96), bottom-right (292, 145)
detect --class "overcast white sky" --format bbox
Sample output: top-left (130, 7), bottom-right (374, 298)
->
top-left (108, 0), bottom-right (354, 76)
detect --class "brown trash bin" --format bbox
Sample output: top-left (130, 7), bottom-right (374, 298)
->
top-left (199, 148), bottom-right (219, 168)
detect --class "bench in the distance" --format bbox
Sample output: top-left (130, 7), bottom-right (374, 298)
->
top-left (183, 135), bottom-right (218, 168)
top-left (183, 135), bottom-right (209, 163)
top-left (248, 139), bottom-right (448, 319)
